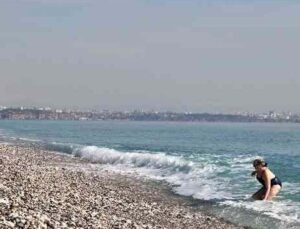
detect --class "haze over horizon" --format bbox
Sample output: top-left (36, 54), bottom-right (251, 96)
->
top-left (1, 0), bottom-right (300, 113)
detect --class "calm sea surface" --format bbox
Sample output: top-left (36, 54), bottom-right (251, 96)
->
top-left (0, 120), bottom-right (299, 229)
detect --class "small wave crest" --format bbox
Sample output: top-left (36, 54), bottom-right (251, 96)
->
top-left (43, 142), bottom-right (76, 154)
top-left (73, 146), bottom-right (193, 173)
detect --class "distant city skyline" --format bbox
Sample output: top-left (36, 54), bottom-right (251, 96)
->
top-left (0, 104), bottom-right (297, 116)
top-left (1, 1), bottom-right (300, 113)
top-left (1, 105), bottom-right (299, 123)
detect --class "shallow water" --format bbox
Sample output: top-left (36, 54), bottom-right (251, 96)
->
top-left (0, 120), bottom-right (299, 228)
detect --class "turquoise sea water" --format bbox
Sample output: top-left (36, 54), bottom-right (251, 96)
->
top-left (0, 120), bottom-right (299, 228)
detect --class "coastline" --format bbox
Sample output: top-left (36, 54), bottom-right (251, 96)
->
top-left (0, 144), bottom-right (242, 228)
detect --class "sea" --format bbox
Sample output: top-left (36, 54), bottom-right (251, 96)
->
top-left (0, 120), bottom-right (299, 229)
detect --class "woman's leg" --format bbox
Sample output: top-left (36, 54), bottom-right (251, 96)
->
top-left (266, 185), bottom-right (281, 200)
top-left (252, 187), bottom-right (266, 200)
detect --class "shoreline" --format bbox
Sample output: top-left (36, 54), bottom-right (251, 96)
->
top-left (0, 144), bottom-right (243, 228)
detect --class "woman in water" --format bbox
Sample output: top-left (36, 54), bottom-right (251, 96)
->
top-left (251, 159), bottom-right (282, 201)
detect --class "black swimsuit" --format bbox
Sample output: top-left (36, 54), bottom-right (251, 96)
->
top-left (257, 176), bottom-right (282, 187)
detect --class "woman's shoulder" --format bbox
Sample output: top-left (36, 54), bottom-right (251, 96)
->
top-left (263, 168), bottom-right (275, 178)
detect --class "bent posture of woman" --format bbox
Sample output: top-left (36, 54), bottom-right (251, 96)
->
top-left (251, 159), bottom-right (282, 201)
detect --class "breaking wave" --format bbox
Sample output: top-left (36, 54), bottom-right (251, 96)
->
top-left (43, 142), bottom-right (233, 201)
top-left (73, 145), bottom-right (193, 172)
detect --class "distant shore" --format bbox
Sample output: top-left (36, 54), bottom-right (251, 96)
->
top-left (1, 108), bottom-right (299, 123)
top-left (0, 144), bottom-right (242, 228)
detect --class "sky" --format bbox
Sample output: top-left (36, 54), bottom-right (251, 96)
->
top-left (0, 0), bottom-right (300, 113)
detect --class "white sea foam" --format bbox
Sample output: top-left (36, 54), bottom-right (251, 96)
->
top-left (17, 137), bottom-right (41, 142)
top-left (74, 146), bottom-right (194, 172)
top-left (72, 145), bottom-right (234, 201)
top-left (231, 155), bottom-right (263, 164)
top-left (221, 199), bottom-right (300, 227)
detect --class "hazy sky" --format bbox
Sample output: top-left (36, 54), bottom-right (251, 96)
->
top-left (1, 0), bottom-right (300, 112)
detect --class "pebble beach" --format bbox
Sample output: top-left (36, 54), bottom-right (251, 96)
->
top-left (0, 144), bottom-right (242, 229)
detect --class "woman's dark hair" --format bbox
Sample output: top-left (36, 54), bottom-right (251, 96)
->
top-left (253, 159), bottom-right (268, 167)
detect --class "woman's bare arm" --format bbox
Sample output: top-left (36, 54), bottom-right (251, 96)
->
top-left (262, 170), bottom-right (271, 201)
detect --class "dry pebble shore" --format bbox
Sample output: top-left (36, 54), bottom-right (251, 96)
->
top-left (0, 144), bottom-right (242, 229)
